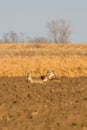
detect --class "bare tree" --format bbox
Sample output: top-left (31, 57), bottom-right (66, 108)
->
top-left (47, 19), bottom-right (71, 43)
top-left (3, 32), bottom-right (10, 43)
top-left (19, 32), bottom-right (26, 43)
top-left (3, 31), bottom-right (19, 43)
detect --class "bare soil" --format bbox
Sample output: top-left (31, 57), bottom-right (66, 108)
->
top-left (0, 76), bottom-right (87, 130)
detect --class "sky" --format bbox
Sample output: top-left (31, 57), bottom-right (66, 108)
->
top-left (0, 0), bottom-right (87, 43)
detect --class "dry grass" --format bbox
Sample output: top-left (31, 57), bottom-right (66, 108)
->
top-left (0, 43), bottom-right (87, 77)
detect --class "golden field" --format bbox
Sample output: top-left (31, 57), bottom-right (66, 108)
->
top-left (0, 43), bottom-right (87, 77)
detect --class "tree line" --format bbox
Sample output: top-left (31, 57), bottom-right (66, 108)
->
top-left (0, 19), bottom-right (71, 43)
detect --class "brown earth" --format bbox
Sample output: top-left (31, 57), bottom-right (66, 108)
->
top-left (0, 76), bottom-right (87, 130)
top-left (0, 43), bottom-right (87, 130)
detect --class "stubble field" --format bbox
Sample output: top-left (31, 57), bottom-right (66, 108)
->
top-left (0, 43), bottom-right (87, 130)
